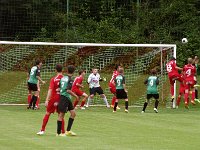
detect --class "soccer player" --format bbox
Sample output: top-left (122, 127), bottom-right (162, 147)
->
top-left (166, 57), bottom-right (183, 104)
top-left (27, 60), bottom-right (45, 110)
top-left (109, 65), bottom-right (121, 109)
top-left (57, 65), bottom-right (77, 136)
top-left (72, 70), bottom-right (88, 110)
top-left (37, 64), bottom-right (65, 135)
top-left (176, 73), bottom-right (186, 108)
top-left (86, 68), bottom-right (110, 108)
top-left (193, 56), bottom-right (199, 102)
top-left (142, 69), bottom-right (159, 113)
top-left (183, 58), bottom-right (197, 108)
top-left (113, 67), bottom-right (128, 113)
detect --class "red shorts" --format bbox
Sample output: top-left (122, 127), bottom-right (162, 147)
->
top-left (109, 82), bottom-right (116, 94)
top-left (169, 74), bottom-right (183, 85)
top-left (46, 99), bottom-right (59, 113)
top-left (72, 88), bottom-right (84, 97)
top-left (185, 80), bottom-right (196, 90)
top-left (179, 87), bottom-right (185, 95)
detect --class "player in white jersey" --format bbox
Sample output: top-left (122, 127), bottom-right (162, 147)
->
top-left (86, 68), bottom-right (110, 108)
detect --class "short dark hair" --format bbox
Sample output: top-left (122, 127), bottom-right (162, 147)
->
top-left (115, 64), bottom-right (121, 70)
top-left (55, 64), bottom-right (63, 73)
top-left (151, 69), bottom-right (157, 75)
top-left (67, 65), bottom-right (76, 74)
top-left (35, 59), bottom-right (42, 65)
top-left (79, 69), bottom-right (86, 75)
top-left (170, 56), bottom-right (176, 61)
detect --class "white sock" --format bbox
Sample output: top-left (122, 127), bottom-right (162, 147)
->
top-left (87, 97), bottom-right (91, 106)
top-left (103, 97), bottom-right (109, 107)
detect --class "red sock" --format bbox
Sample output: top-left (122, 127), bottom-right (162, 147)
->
top-left (36, 96), bottom-right (40, 108)
top-left (74, 100), bottom-right (79, 107)
top-left (61, 118), bottom-right (65, 134)
top-left (111, 96), bottom-right (116, 106)
top-left (170, 85), bottom-right (174, 97)
top-left (80, 100), bottom-right (86, 107)
top-left (27, 94), bottom-right (31, 105)
top-left (41, 114), bottom-right (50, 131)
top-left (184, 93), bottom-right (189, 105)
top-left (176, 95), bottom-right (181, 106)
top-left (192, 91), bottom-right (195, 102)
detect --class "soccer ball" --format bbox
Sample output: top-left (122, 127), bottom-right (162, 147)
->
top-left (182, 38), bottom-right (188, 44)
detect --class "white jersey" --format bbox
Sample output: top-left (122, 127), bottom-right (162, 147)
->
top-left (88, 73), bottom-right (101, 88)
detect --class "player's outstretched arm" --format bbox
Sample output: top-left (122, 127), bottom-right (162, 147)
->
top-left (36, 76), bottom-right (46, 84)
top-left (175, 66), bottom-right (183, 71)
top-left (67, 90), bottom-right (79, 99)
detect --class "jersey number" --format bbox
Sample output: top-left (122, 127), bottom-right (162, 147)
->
top-left (117, 79), bottom-right (121, 86)
top-left (30, 69), bottom-right (34, 75)
top-left (185, 69), bottom-right (191, 76)
top-left (60, 82), bottom-right (65, 92)
top-left (166, 64), bottom-right (172, 72)
top-left (149, 80), bottom-right (154, 86)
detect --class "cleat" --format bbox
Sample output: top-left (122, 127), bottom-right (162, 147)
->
top-left (125, 109), bottom-right (129, 113)
top-left (194, 99), bottom-right (200, 103)
top-left (191, 101), bottom-right (196, 105)
top-left (116, 106), bottom-right (121, 110)
top-left (106, 105), bottom-right (110, 108)
top-left (110, 105), bottom-right (114, 108)
top-left (113, 110), bottom-right (116, 113)
top-left (171, 96), bottom-right (174, 102)
top-left (56, 133), bottom-right (66, 137)
top-left (65, 131), bottom-right (77, 136)
top-left (80, 107), bottom-right (85, 110)
top-left (37, 131), bottom-right (44, 135)
top-left (154, 108), bottom-right (158, 113)
top-left (141, 111), bottom-right (145, 114)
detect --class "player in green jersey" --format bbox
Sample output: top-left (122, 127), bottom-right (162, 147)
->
top-left (57, 65), bottom-right (77, 137)
top-left (142, 69), bottom-right (159, 113)
top-left (113, 67), bottom-right (129, 113)
top-left (27, 60), bottom-right (45, 110)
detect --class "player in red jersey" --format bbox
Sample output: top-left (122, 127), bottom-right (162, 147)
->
top-left (166, 57), bottom-right (183, 103)
top-left (72, 70), bottom-right (88, 110)
top-left (109, 65), bottom-right (121, 109)
top-left (183, 58), bottom-right (197, 108)
top-left (37, 64), bottom-right (65, 135)
top-left (176, 73), bottom-right (186, 107)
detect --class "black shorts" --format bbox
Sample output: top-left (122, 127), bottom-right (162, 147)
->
top-left (58, 95), bottom-right (74, 113)
top-left (147, 94), bottom-right (159, 100)
top-left (90, 87), bottom-right (104, 95)
top-left (28, 82), bottom-right (38, 91)
top-left (116, 89), bottom-right (128, 99)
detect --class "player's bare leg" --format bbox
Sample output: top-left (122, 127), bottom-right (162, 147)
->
top-left (80, 93), bottom-right (88, 109)
top-left (65, 110), bottom-right (76, 136)
top-left (100, 94), bottom-right (110, 108)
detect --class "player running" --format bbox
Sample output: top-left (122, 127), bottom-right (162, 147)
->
top-left (183, 58), bottom-right (197, 108)
top-left (72, 69), bottom-right (88, 110)
top-left (86, 68), bottom-right (110, 108)
top-left (109, 65), bottom-right (121, 109)
top-left (37, 64), bottom-right (65, 135)
top-left (27, 60), bottom-right (45, 110)
top-left (113, 67), bottom-right (129, 113)
top-left (57, 65), bottom-right (77, 136)
top-left (166, 57), bottom-right (183, 104)
top-left (142, 69), bottom-right (159, 113)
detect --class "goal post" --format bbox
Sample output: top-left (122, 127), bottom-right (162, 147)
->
top-left (0, 41), bottom-right (176, 107)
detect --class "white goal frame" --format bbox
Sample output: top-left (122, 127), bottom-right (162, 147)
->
top-left (0, 41), bottom-right (177, 108)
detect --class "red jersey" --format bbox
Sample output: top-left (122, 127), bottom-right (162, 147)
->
top-left (49, 74), bottom-right (63, 101)
top-left (109, 70), bottom-right (119, 84)
top-left (166, 60), bottom-right (178, 76)
top-left (72, 76), bottom-right (83, 90)
top-left (183, 64), bottom-right (196, 81)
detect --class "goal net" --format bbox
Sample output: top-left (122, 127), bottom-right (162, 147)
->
top-left (0, 41), bottom-right (176, 107)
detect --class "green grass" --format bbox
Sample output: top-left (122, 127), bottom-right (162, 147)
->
top-left (1, 106), bottom-right (200, 150)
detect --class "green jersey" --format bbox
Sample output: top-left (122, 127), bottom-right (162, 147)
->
top-left (28, 66), bottom-right (40, 84)
top-left (146, 76), bottom-right (159, 94)
top-left (115, 75), bottom-right (125, 90)
top-left (60, 76), bottom-right (73, 100)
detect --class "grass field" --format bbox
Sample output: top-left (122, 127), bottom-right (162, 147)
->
top-left (1, 105), bottom-right (200, 150)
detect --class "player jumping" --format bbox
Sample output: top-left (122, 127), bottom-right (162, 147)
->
top-left (166, 57), bottom-right (183, 105)
top-left (86, 68), bottom-right (110, 108)
top-left (57, 65), bottom-right (77, 136)
top-left (109, 65), bottom-right (121, 109)
top-left (37, 64), bottom-right (65, 135)
top-left (142, 69), bottom-right (159, 113)
top-left (113, 67), bottom-right (129, 113)
top-left (27, 60), bottom-right (45, 110)
top-left (183, 58), bottom-right (197, 108)
top-left (72, 69), bottom-right (88, 110)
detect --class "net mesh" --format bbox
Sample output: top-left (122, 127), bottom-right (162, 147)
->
top-left (0, 43), bottom-right (174, 106)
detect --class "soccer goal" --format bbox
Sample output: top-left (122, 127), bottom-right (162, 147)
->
top-left (0, 41), bottom-right (176, 107)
